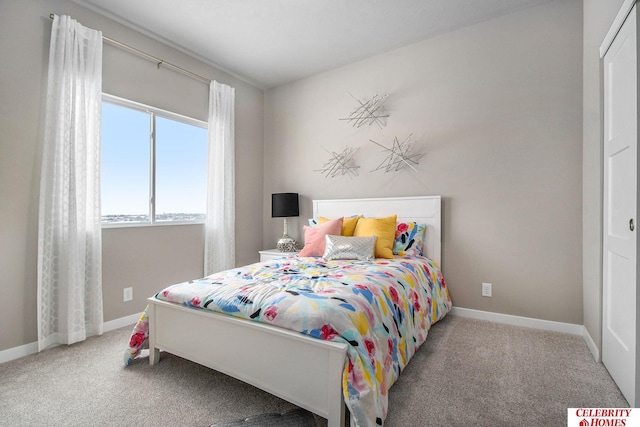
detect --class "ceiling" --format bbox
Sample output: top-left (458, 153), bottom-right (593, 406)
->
top-left (74, 0), bottom-right (552, 89)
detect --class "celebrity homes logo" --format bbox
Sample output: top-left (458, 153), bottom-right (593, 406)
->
top-left (568, 408), bottom-right (636, 426)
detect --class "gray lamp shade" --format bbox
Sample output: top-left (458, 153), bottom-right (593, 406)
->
top-left (272, 193), bottom-right (299, 218)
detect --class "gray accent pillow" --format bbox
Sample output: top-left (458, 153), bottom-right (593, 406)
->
top-left (323, 235), bottom-right (376, 261)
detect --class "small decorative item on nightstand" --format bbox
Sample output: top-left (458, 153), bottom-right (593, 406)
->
top-left (272, 192), bottom-right (299, 252)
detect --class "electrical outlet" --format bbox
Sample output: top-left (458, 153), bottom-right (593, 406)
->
top-left (123, 287), bottom-right (133, 302)
top-left (482, 282), bottom-right (492, 297)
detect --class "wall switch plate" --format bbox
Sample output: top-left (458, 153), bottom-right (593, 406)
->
top-left (123, 287), bottom-right (133, 302)
top-left (482, 282), bottom-right (492, 297)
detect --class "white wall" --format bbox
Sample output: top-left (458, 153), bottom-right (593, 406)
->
top-left (264, 0), bottom-right (583, 324)
top-left (0, 0), bottom-right (595, 354)
top-left (582, 0), bottom-right (626, 357)
top-left (0, 0), bottom-right (264, 351)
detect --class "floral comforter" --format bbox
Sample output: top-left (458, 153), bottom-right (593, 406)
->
top-left (124, 255), bottom-right (451, 426)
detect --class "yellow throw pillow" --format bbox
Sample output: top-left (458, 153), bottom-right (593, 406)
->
top-left (353, 215), bottom-right (397, 259)
top-left (319, 216), bottom-right (360, 236)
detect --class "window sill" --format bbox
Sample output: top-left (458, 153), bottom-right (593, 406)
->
top-left (101, 221), bottom-right (205, 229)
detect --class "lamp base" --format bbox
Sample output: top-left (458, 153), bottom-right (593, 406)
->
top-left (276, 235), bottom-right (297, 252)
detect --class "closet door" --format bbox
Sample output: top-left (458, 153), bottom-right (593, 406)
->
top-left (602, 3), bottom-right (638, 407)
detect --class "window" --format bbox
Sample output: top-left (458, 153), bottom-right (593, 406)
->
top-left (101, 95), bottom-right (208, 225)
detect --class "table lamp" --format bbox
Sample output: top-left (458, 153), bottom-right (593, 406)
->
top-left (272, 193), bottom-right (299, 252)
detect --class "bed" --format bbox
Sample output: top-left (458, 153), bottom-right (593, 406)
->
top-left (124, 196), bottom-right (451, 427)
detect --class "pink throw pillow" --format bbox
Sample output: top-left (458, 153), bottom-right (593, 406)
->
top-left (298, 217), bottom-right (343, 257)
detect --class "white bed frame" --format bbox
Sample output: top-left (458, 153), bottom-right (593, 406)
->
top-left (147, 196), bottom-right (441, 426)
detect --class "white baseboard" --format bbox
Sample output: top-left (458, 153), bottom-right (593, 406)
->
top-left (2, 309), bottom-right (597, 365)
top-left (0, 312), bottom-right (142, 365)
top-left (582, 326), bottom-right (601, 362)
top-left (449, 307), bottom-right (584, 335)
top-left (0, 342), bottom-right (39, 365)
top-left (103, 312), bottom-right (143, 332)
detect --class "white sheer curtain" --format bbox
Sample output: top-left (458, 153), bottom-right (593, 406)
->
top-left (37, 15), bottom-right (103, 351)
top-left (204, 81), bottom-right (236, 276)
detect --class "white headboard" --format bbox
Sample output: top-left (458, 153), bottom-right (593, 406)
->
top-left (312, 196), bottom-right (441, 266)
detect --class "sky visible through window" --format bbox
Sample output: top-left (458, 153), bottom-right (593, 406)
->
top-left (101, 101), bottom-right (207, 223)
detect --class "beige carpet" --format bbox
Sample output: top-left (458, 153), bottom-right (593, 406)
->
top-left (0, 315), bottom-right (627, 426)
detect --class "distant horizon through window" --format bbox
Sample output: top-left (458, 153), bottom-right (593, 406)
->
top-left (101, 96), bottom-right (208, 224)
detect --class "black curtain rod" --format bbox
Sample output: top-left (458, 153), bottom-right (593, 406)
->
top-left (49, 13), bottom-right (210, 85)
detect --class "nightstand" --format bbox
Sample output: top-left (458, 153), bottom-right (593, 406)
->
top-left (259, 248), bottom-right (299, 262)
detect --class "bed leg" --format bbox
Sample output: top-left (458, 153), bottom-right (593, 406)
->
top-left (147, 302), bottom-right (158, 365)
top-left (149, 347), bottom-right (160, 365)
top-left (327, 403), bottom-right (346, 427)
top-left (327, 349), bottom-right (347, 427)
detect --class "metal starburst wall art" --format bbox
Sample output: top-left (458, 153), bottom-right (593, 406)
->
top-left (339, 92), bottom-right (389, 129)
top-left (315, 146), bottom-right (360, 178)
top-left (370, 134), bottom-right (424, 173)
